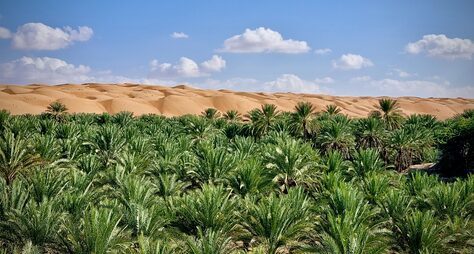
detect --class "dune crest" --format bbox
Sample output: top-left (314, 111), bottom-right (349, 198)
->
top-left (0, 83), bottom-right (473, 119)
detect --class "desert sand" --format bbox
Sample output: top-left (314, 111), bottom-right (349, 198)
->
top-left (0, 83), bottom-right (473, 119)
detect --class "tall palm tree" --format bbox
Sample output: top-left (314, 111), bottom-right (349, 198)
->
top-left (0, 132), bottom-right (40, 185)
top-left (222, 110), bottom-right (242, 122)
top-left (247, 104), bottom-right (280, 139)
top-left (375, 98), bottom-right (404, 130)
top-left (46, 101), bottom-right (68, 122)
top-left (290, 101), bottom-right (317, 140)
top-left (324, 104), bottom-right (342, 115)
top-left (201, 108), bottom-right (221, 120)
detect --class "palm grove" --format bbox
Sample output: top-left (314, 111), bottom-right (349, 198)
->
top-left (0, 98), bottom-right (473, 253)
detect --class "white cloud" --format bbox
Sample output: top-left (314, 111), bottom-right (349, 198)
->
top-left (11, 23), bottom-right (93, 50)
top-left (200, 55), bottom-right (226, 72)
top-left (387, 68), bottom-right (414, 78)
top-left (350, 75), bottom-right (372, 82)
top-left (0, 27), bottom-right (11, 39)
top-left (171, 32), bottom-right (189, 39)
top-left (0, 56), bottom-right (178, 85)
top-left (0, 56), bottom-right (91, 84)
top-left (314, 48), bottom-right (332, 55)
top-left (149, 55), bottom-right (226, 78)
top-left (405, 34), bottom-right (474, 59)
top-left (314, 77), bottom-right (335, 84)
top-left (350, 76), bottom-right (474, 98)
top-left (219, 27), bottom-right (310, 53)
top-left (263, 74), bottom-right (325, 93)
top-left (332, 54), bottom-right (373, 70)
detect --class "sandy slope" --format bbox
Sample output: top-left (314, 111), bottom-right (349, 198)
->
top-left (0, 83), bottom-right (473, 119)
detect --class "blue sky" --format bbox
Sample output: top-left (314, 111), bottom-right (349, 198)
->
top-left (0, 0), bottom-right (473, 97)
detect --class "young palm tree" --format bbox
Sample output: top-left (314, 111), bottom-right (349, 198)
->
top-left (354, 117), bottom-right (386, 151)
top-left (228, 158), bottom-right (272, 197)
top-left (85, 124), bottom-right (126, 166)
top-left (323, 104), bottom-right (342, 115)
top-left (222, 110), bottom-right (242, 122)
top-left (0, 132), bottom-right (40, 185)
top-left (395, 211), bottom-right (445, 254)
top-left (0, 200), bottom-right (64, 251)
top-left (62, 207), bottom-right (127, 253)
top-left (185, 228), bottom-right (233, 254)
top-left (247, 104), bottom-right (280, 139)
top-left (290, 101), bottom-right (317, 140)
top-left (189, 143), bottom-right (237, 184)
top-left (317, 120), bottom-right (355, 159)
top-left (375, 98), bottom-right (404, 130)
top-left (174, 184), bottom-right (237, 235)
top-left (201, 108), bottom-right (221, 120)
top-left (263, 138), bottom-right (317, 193)
top-left (46, 101), bottom-right (68, 121)
top-left (242, 187), bottom-right (312, 254)
top-left (350, 148), bottom-right (384, 179)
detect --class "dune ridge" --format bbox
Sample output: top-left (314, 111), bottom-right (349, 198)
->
top-left (0, 83), bottom-right (473, 119)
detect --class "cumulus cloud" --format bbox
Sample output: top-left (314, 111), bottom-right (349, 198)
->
top-left (171, 32), bottom-right (189, 39)
top-left (314, 48), bottom-right (332, 55)
top-left (350, 75), bottom-right (474, 98)
top-left (0, 27), bottom-right (11, 39)
top-left (149, 55), bottom-right (226, 78)
top-left (405, 34), bottom-right (474, 59)
top-left (0, 56), bottom-right (92, 84)
top-left (11, 23), bottom-right (93, 50)
top-left (200, 55), bottom-right (226, 72)
top-left (0, 56), bottom-right (178, 85)
top-left (264, 74), bottom-right (329, 93)
top-left (333, 54), bottom-right (373, 70)
top-left (219, 27), bottom-right (310, 53)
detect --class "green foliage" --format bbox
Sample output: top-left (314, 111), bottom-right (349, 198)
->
top-left (0, 104), bottom-right (471, 253)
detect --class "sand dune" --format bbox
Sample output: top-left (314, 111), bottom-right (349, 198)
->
top-left (0, 83), bottom-right (473, 119)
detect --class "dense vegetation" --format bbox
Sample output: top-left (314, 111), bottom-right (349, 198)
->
top-left (0, 99), bottom-right (473, 253)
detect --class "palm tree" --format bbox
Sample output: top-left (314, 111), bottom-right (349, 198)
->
top-left (228, 158), bottom-right (272, 197)
top-left (46, 101), bottom-right (68, 121)
top-left (388, 127), bottom-right (430, 171)
top-left (189, 143), bottom-right (237, 184)
top-left (0, 200), bottom-right (64, 251)
top-left (186, 228), bottom-right (233, 254)
top-left (324, 104), bottom-right (342, 115)
top-left (242, 187), bottom-right (312, 254)
top-left (290, 101), bottom-right (317, 140)
top-left (263, 138), bottom-right (317, 193)
top-left (247, 104), bottom-right (280, 139)
top-left (62, 207), bottom-right (127, 253)
top-left (0, 132), bottom-right (40, 185)
top-left (174, 184), bottom-right (237, 235)
top-left (354, 117), bottom-right (386, 151)
top-left (395, 211), bottom-right (444, 253)
top-left (375, 98), bottom-right (404, 130)
top-left (201, 108), bottom-right (221, 120)
top-left (85, 124), bottom-right (126, 166)
top-left (222, 110), bottom-right (242, 122)
top-left (350, 148), bottom-right (384, 179)
top-left (317, 120), bottom-right (355, 159)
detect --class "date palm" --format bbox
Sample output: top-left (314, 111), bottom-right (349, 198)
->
top-left (355, 117), bottom-right (386, 151)
top-left (222, 110), bottom-right (242, 122)
top-left (324, 104), bottom-right (342, 115)
top-left (46, 101), bottom-right (68, 122)
top-left (376, 98), bottom-right (404, 130)
top-left (0, 132), bottom-right (40, 185)
top-left (290, 101), bottom-right (317, 140)
top-left (242, 187), bottom-right (312, 254)
top-left (202, 108), bottom-right (221, 120)
top-left (317, 120), bottom-right (355, 159)
top-left (350, 148), bottom-right (384, 179)
top-left (186, 228), bottom-right (233, 254)
top-left (247, 104), bottom-right (280, 139)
